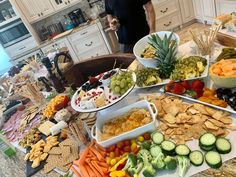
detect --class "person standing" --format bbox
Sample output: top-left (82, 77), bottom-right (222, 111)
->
top-left (105, 0), bottom-right (156, 53)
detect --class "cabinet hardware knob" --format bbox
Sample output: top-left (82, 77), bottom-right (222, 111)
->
top-left (164, 21), bottom-right (172, 27)
top-left (68, 0), bottom-right (70, 3)
top-left (41, 12), bottom-right (43, 16)
top-left (38, 14), bottom-right (40, 17)
top-left (160, 7), bottom-right (168, 13)
top-left (65, 1), bottom-right (67, 4)
top-left (85, 41), bottom-right (93, 47)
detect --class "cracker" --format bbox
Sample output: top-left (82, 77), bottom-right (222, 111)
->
top-left (61, 146), bottom-right (71, 159)
top-left (43, 162), bottom-right (56, 174)
top-left (59, 138), bottom-right (74, 147)
top-left (49, 147), bottom-right (62, 155)
top-left (46, 154), bottom-right (59, 163)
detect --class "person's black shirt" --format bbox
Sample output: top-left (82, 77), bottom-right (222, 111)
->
top-left (105, 0), bottom-right (151, 44)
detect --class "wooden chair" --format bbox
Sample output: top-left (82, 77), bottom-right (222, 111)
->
top-left (63, 54), bottom-right (135, 87)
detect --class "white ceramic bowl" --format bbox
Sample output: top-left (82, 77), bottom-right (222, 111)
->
top-left (91, 100), bottom-right (158, 147)
top-left (133, 31), bottom-right (180, 68)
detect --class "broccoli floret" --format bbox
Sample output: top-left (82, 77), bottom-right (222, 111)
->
top-left (137, 149), bottom-right (156, 177)
top-left (142, 164), bottom-right (156, 177)
top-left (151, 152), bottom-right (165, 170)
top-left (128, 162), bottom-right (143, 176)
top-left (140, 141), bottom-right (152, 150)
top-left (123, 154), bottom-right (137, 171)
top-left (137, 149), bottom-right (152, 162)
top-left (177, 156), bottom-right (191, 177)
top-left (164, 156), bottom-right (177, 170)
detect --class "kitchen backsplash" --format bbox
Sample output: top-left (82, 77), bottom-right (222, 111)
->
top-left (33, 0), bottom-right (105, 41)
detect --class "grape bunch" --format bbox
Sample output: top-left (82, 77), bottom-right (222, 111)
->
top-left (110, 71), bottom-right (134, 95)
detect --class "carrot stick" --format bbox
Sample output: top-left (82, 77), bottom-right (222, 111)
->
top-left (91, 161), bottom-right (105, 176)
top-left (94, 141), bottom-right (106, 152)
top-left (77, 161), bottom-right (90, 177)
top-left (78, 147), bottom-right (89, 164)
top-left (85, 164), bottom-right (96, 177)
top-left (89, 146), bottom-right (104, 161)
top-left (86, 159), bottom-right (103, 177)
top-left (71, 165), bottom-right (82, 177)
top-left (92, 161), bottom-right (108, 168)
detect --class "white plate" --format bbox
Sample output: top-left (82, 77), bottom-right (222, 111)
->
top-left (71, 69), bottom-right (136, 113)
top-left (159, 87), bottom-right (236, 115)
top-left (135, 55), bottom-right (210, 89)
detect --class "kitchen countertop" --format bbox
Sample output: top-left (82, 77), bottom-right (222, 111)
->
top-left (10, 18), bottom-right (103, 62)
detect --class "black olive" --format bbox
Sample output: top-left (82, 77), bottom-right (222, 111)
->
top-left (216, 93), bottom-right (223, 100)
top-left (103, 74), bottom-right (110, 80)
top-left (222, 88), bottom-right (232, 95)
top-left (216, 88), bottom-right (223, 94)
top-left (222, 95), bottom-right (230, 102)
top-left (81, 85), bottom-right (87, 91)
top-left (233, 92), bottom-right (236, 97)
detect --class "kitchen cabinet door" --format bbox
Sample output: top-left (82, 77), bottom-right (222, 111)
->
top-left (36, 0), bottom-right (54, 17)
top-left (216, 0), bottom-right (236, 15)
top-left (16, 0), bottom-right (40, 23)
top-left (192, 0), bottom-right (203, 21)
top-left (179, 0), bottom-right (195, 23)
top-left (201, 0), bottom-right (216, 24)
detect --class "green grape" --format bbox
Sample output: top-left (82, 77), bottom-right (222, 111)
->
top-left (114, 86), bottom-right (121, 93)
top-left (120, 89), bottom-right (126, 95)
top-left (111, 81), bottom-right (116, 88)
top-left (116, 80), bottom-right (121, 85)
top-left (120, 81), bottom-right (125, 88)
top-left (116, 75), bottom-right (121, 80)
top-left (128, 83), bottom-right (132, 88)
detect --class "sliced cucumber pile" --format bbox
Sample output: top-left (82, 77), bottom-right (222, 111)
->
top-left (216, 137), bottom-right (231, 154)
top-left (175, 144), bottom-right (190, 156)
top-left (151, 131), bottom-right (164, 145)
top-left (189, 150), bottom-right (204, 166)
top-left (161, 140), bottom-right (176, 155)
top-left (199, 133), bottom-right (216, 151)
top-left (205, 151), bottom-right (222, 169)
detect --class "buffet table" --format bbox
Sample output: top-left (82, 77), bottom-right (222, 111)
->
top-left (2, 39), bottom-right (236, 177)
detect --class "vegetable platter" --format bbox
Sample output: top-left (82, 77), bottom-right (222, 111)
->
top-left (92, 91), bottom-right (236, 177)
top-left (71, 68), bottom-right (136, 113)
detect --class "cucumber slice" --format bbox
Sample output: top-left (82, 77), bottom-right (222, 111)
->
top-left (175, 144), bottom-right (190, 156)
top-left (161, 140), bottom-right (176, 155)
top-left (216, 137), bottom-right (231, 154)
top-left (199, 133), bottom-right (216, 151)
top-left (189, 150), bottom-right (204, 166)
top-left (151, 132), bottom-right (164, 145)
top-left (205, 151), bottom-right (222, 169)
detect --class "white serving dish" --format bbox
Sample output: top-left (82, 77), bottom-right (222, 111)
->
top-left (91, 100), bottom-right (158, 147)
top-left (71, 69), bottom-right (136, 113)
top-left (133, 31), bottom-right (180, 68)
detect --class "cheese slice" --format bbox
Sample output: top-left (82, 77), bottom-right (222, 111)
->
top-left (38, 121), bottom-right (55, 136)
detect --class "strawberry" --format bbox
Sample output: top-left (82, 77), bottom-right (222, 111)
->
top-left (89, 76), bottom-right (98, 85)
top-left (192, 80), bottom-right (205, 90)
top-left (194, 89), bottom-right (204, 98)
top-left (164, 80), bottom-right (175, 92)
top-left (180, 80), bottom-right (191, 90)
top-left (171, 83), bottom-right (186, 94)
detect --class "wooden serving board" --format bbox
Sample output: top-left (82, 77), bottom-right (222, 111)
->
top-left (217, 31), bottom-right (236, 47)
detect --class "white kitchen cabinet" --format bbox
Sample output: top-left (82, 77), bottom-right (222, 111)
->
top-left (68, 24), bottom-right (109, 62)
top-left (201, 0), bottom-right (216, 24)
top-left (216, 0), bottom-right (236, 16)
top-left (16, 0), bottom-right (54, 23)
top-left (192, 0), bottom-right (203, 22)
top-left (41, 38), bottom-right (78, 62)
top-left (179, 0), bottom-right (195, 23)
top-left (50, 0), bottom-right (80, 11)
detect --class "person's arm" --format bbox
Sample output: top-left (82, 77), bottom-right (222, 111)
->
top-left (144, 1), bottom-right (156, 33)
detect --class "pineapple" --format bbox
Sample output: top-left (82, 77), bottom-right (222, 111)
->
top-left (148, 32), bottom-right (177, 79)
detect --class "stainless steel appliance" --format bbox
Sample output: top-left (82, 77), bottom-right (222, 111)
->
top-left (68, 8), bottom-right (86, 27)
top-left (0, 19), bottom-right (31, 48)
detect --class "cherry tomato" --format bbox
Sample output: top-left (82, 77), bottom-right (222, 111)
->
top-left (109, 152), bottom-right (115, 158)
top-left (143, 132), bottom-right (151, 140)
top-left (116, 161), bottom-right (127, 170)
top-left (114, 148), bottom-right (120, 157)
top-left (130, 139), bottom-right (136, 144)
top-left (119, 149), bottom-right (124, 155)
top-left (133, 147), bottom-right (140, 154)
top-left (124, 145), bottom-right (131, 152)
top-left (137, 135), bottom-right (144, 142)
top-left (108, 145), bottom-right (116, 152)
top-left (131, 142), bottom-right (137, 152)
top-left (110, 158), bottom-right (117, 166)
top-left (124, 140), bottom-right (131, 146)
top-left (117, 141), bottom-right (125, 149)
top-left (106, 157), bottom-right (112, 165)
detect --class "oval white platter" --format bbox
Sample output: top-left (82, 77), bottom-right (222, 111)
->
top-left (71, 69), bottom-right (136, 113)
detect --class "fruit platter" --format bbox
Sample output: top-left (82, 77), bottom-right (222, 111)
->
top-left (71, 68), bottom-right (136, 113)
top-left (133, 32), bottom-right (209, 88)
top-left (160, 78), bottom-right (236, 115)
